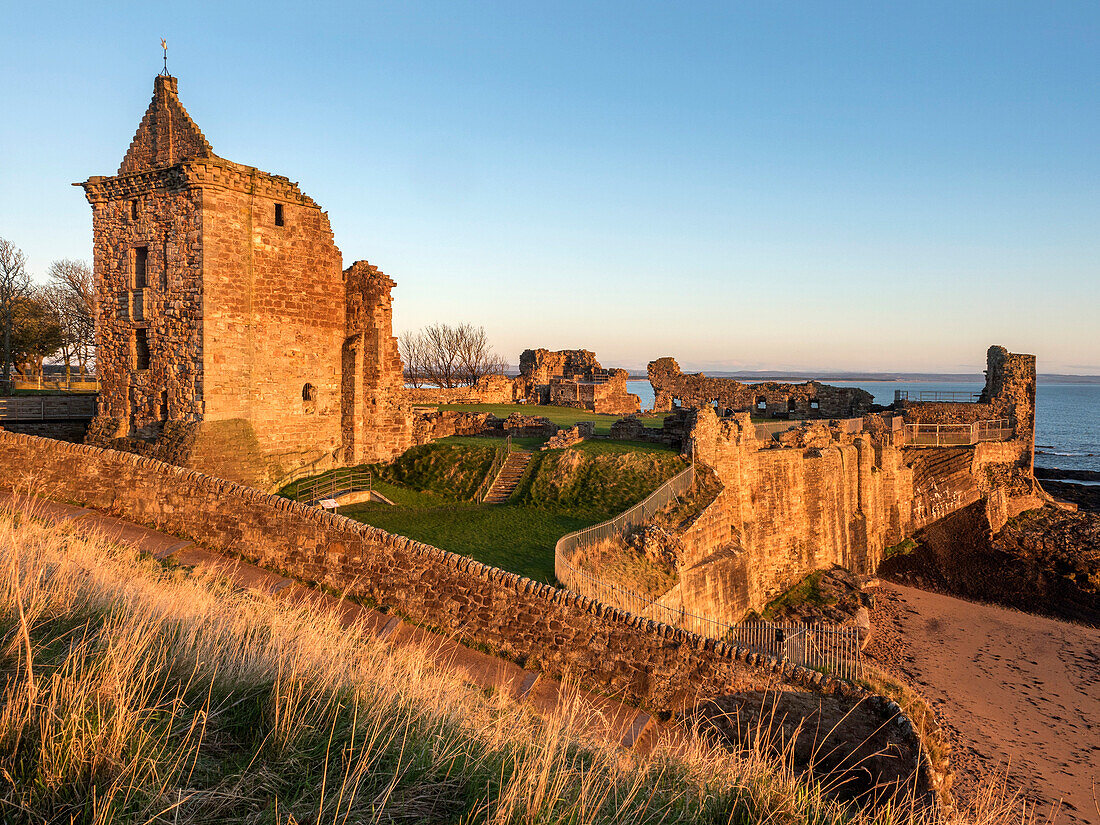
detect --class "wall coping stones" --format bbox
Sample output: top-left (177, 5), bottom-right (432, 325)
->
top-left (0, 429), bottom-right (940, 804)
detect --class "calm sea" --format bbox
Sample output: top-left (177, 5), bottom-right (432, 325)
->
top-left (626, 380), bottom-right (1100, 473)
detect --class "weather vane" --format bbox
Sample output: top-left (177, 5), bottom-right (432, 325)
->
top-left (160, 38), bottom-right (168, 75)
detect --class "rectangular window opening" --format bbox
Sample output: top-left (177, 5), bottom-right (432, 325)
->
top-left (133, 246), bottom-right (148, 289)
top-left (160, 243), bottom-right (168, 290)
top-left (130, 199), bottom-right (139, 220)
top-left (134, 329), bottom-right (150, 371)
top-left (274, 203), bottom-right (285, 226)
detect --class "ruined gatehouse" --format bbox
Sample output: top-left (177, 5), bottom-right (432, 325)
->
top-left (77, 75), bottom-right (413, 487)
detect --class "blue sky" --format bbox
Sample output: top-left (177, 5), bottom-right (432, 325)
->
top-left (1, 2), bottom-right (1097, 373)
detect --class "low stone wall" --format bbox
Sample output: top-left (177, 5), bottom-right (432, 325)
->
top-left (896, 401), bottom-right (995, 425)
top-left (0, 429), bottom-right (827, 712)
top-left (0, 429), bottom-right (940, 800)
top-left (0, 420), bottom-right (90, 443)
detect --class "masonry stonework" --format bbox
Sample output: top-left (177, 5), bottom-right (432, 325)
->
top-left (78, 75), bottom-right (412, 488)
top-left (657, 347), bottom-right (1041, 624)
top-left (648, 357), bottom-right (874, 418)
top-left (516, 348), bottom-right (640, 415)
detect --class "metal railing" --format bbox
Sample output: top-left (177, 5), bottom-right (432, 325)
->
top-left (555, 464), bottom-right (695, 556)
top-left (475, 435), bottom-right (513, 502)
top-left (894, 389), bottom-right (982, 403)
top-left (0, 395), bottom-right (98, 420)
top-left (554, 462), bottom-right (862, 678)
top-left (292, 468), bottom-right (372, 505)
top-left (902, 418), bottom-right (1013, 446)
top-left (556, 550), bottom-right (861, 679)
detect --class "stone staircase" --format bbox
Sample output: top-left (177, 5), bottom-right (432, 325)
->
top-left (484, 450), bottom-right (532, 504)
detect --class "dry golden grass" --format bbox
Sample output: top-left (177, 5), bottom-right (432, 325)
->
top-left (0, 503), bottom-right (1035, 824)
top-left (571, 534), bottom-right (679, 599)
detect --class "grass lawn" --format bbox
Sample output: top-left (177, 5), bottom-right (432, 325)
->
top-left (341, 489), bottom-right (592, 583)
top-left (315, 436), bottom-right (687, 583)
top-left (437, 402), bottom-right (666, 434)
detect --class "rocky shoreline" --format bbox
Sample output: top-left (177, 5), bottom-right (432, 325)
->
top-left (1035, 467), bottom-right (1100, 512)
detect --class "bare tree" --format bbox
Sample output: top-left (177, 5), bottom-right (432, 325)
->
top-left (0, 237), bottom-right (32, 394)
top-left (44, 259), bottom-right (95, 378)
top-left (399, 330), bottom-right (428, 388)
top-left (454, 323), bottom-right (507, 385)
top-left (421, 323), bottom-right (462, 388)
top-left (402, 322), bottom-right (506, 389)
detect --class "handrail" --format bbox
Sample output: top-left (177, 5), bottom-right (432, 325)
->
top-left (476, 434), bottom-right (513, 503)
top-left (753, 415), bottom-right (1014, 447)
top-left (895, 389), bottom-right (982, 403)
top-left (0, 395), bottom-right (97, 420)
top-left (554, 462), bottom-right (862, 678)
top-left (292, 468), bottom-right (372, 505)
top-left (901, 418), bottom-right (1013, 446)
top-left (554, 464), bottom-right (695, 560)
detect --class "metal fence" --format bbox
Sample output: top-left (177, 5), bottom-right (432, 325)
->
top-left (753, 414), bottom-right (1013, 448)
top-left (556, 550), bottom-right (862, 679)
top-left (554, 464), bottom-right (861, 679)
top-left (475, 435), bottom-right (513, 502)
top-left (292, 468), bottom-right (372, 505)
top-left (0, 395), bottom-right (97, 420)
top-left (894, 389), bottom-right (982, 403)
top-left (901, 418), bottom-right (1013, 447)
top-left (554, 464), bottom-right (695, 559)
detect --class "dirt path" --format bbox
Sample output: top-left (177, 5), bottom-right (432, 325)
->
top-left (867, 582), bottom-right (1100, 825)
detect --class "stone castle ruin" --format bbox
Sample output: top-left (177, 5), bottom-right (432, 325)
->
top-left (406, 347), bottom-right (641, 416)
top-left (77, 75), bottom-right (414, 486)
top-left (648, 358), bottom-right (875, 418)
top-left (599, 345), bottom-right (1042, 623)
top-left (70, 76), bottom-right (1045, 631)
top-left (514, 348), bottom-right (640, 415)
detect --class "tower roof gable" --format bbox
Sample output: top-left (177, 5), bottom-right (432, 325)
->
top-left (118, 75), bottom-right (215, 175)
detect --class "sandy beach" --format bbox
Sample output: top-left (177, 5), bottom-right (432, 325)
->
top-left (868, 583), bottom-right (1100, 824)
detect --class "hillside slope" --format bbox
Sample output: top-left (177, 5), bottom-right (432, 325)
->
top-left (0, 508), bottom-right (967, 825)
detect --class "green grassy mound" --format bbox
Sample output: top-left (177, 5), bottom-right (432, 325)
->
top-left (334, 439), bottom-right (686, 583)
top-left (376, 436), bottom-right (499, 500)
top-left (518, 440), bottom-right (687, 518)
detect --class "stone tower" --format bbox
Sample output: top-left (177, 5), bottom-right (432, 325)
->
top-left (342, 261), bottom-right (414, 464)
top-left (77, 74), bottom-right (408, 487)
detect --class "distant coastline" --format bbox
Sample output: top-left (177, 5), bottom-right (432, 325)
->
top-left (615, 372), bottom-right (1100, 385)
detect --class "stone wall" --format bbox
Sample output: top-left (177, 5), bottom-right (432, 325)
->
top-left (341, 261), bottom-right (414, 465)
top-left (78, 75), bottom-right (414, 490)
top-left (82, 164), bottom-right (205, 433)
top-left (648, 358), bottom-right (874, 418)
top-left (665, 394), bottom-right (1033, 622)
top-left (1, 429), bottom-right (875, 714)
top-left (548, 372), bottom-right (640, 415)
top-left (405, 374), bottom-right (517, 405)
top-left (197, 162), bottom-right (345, 478)
top-left (515, 348), bottom-right (640, 415)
